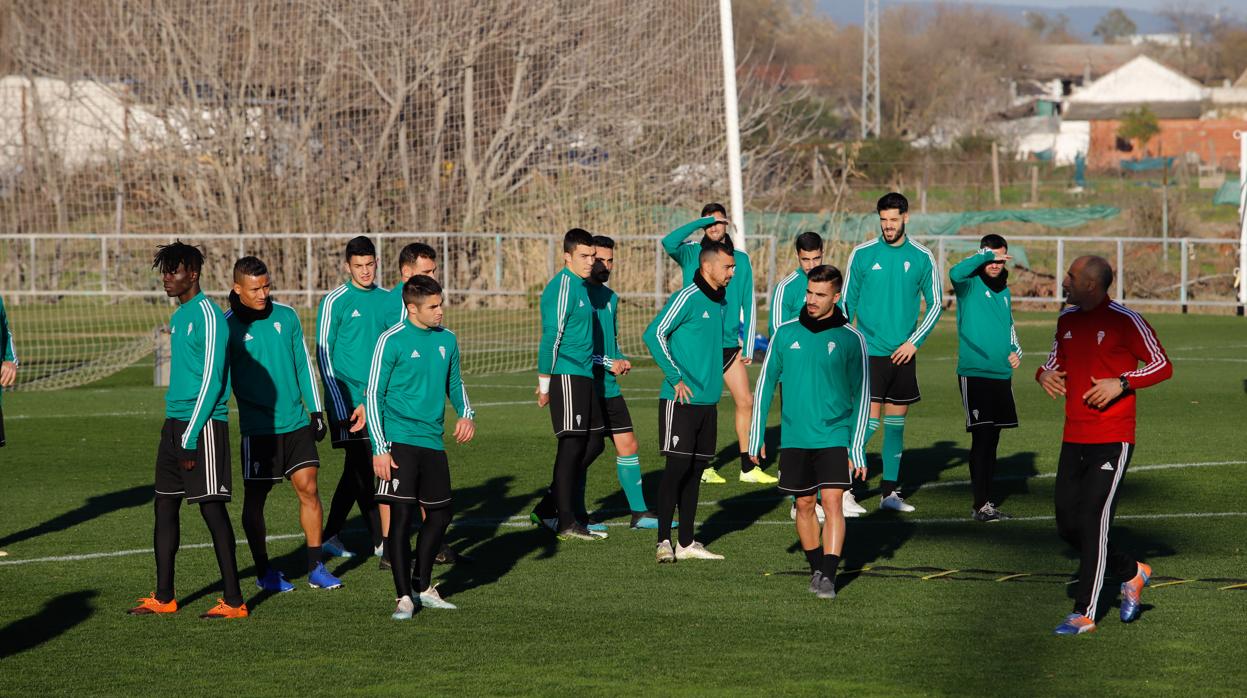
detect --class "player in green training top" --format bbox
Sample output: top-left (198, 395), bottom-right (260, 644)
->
top-left (129, 241), bottom-right (247, 620)
top-left (532, 228), bottom-right (606, 542)
top-left (0, 293), bottom-right (18, 449)
top-left (643, 240), bottom-right (736, 563)
top-left (950, 234), bottom-right (1022, 522)
top-left (769, 232), bottom-right (824, 334)
top-left (587, 235), bottom-right (661, 529)
top-left (662, 203), bottom-right (772, 485)
top-left (225, 256), bottom-right (342, 593)
top-left (749, 264), bottom-right (869, 598)
top-left (367, 275), bottom-right (475, 619)
top-left (841, 192), bottom-right (942, 513)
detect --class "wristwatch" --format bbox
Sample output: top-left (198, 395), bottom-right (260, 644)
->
top-left (1118, 376), bottom-right (1130, 392)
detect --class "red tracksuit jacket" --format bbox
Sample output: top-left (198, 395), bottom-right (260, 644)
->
top-left (1037, 300), bottom-right (1172, 444)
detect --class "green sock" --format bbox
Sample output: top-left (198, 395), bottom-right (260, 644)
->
top-left (864, 417), bottom-right (880, 446)
top-left (616, 455), bottom-right (647, 513)
top-left (882, 415), bottom-right (906, 483)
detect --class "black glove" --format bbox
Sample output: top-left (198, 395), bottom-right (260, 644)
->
top-left (310, 412), bottom-right (328, 442)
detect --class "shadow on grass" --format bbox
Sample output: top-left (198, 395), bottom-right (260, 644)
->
top-left (0, 485), bottom-right (151, 549)
top-left (0, 590), bottom-right (98, 659)
top-left (436, 476), bottom-right (558, 599)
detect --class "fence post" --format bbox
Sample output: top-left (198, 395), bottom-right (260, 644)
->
top-left (937, 237), bottom-right (947, 303)
top-left (1179, 239), bottom-right (1189, 314)
top-left (1122, 238), bottom-right (1132, 301)
top-left (100, 237), bottom-right (108, 293)
top-left (1054, 238), bottom-right (1064, 304)
top-left (654, 239), bottom-right (664, 310)
top-left (766, 234), bottom-right (776, 311)
top-left (494, 234), bottom-right (502, 290)
top-left (548, 237), bottom-right (556, 279)
top-left (991, 141), bottom-right (1002, 207)
top-left (29, 237), bottom-right (35, 293)
top-left (305, 237), bottom-right (314, 308)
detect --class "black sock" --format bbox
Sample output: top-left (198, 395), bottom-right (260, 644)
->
top-left (677, 462), bottom-right (703, 548)
top-left (154, 497), bottom-right (181, 603)
top-left (740, 451), bottom-right (755, 474)
top-left (415, 507), bottom-right (452, 593)
top-left (881, 480), bottom-right (898, 498)
top-left (388, 503), bottom-right (416, 598)
top-left (657, 455), bottom-right (692, 544)
top-left (803, 546), bottom-right (823, 574)
top-left (241, 482), bottom-right (273, 572)
top-left (821, 553), bottom-right (841, 585)
top-left (307, 545), bottom-right (322, 572)
top-left (969, 427), bottom-right (1000, 510)
top-left (554, 436), bottom-right (589, 531)
top-left (200, 501), bottom-right (243, 607)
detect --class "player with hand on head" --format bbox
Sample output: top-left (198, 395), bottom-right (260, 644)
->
top-left (749, 264), bottom-right (869, 598)
top-left (129, 241), bottom-right (246, 620)
top-left (841, 192), bottom-right (942, 513)
top-left (1040, 256), bottom-right (1171, 636)
top-left (316, 236), bottom-right (391, 560)
top-left (662, 203), bottom-right (771, 485)
top-left (643, 241), bottom-right (736, 562)
top-left (950, 234), bottom-right (1022, 522)
top-left (367, 275), bottom-right (475, 619)
top-left (532, 229), bottom-right (607, 541)
top-left (225, 256), bottom-right (341, 593)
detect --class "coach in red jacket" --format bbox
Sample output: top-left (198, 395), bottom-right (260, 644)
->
top-left (1037, 255), bottom-right (1172, 636)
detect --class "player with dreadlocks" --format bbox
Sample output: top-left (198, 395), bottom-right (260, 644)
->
top-left (129, 241), bottom-right (247, 619)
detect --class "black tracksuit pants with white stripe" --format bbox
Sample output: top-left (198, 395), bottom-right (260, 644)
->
top-left (1054, 441), bottom-right (1139, 619)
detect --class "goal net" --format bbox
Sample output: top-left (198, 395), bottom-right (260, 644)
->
top-left (0, 0), bottom-right (733, 388)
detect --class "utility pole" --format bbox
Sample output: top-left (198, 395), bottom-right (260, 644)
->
top-left (861, 0), bottom-right (881, 139)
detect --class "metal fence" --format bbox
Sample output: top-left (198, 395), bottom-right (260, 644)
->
top-left (0, 231), bottom-right (1242, 312)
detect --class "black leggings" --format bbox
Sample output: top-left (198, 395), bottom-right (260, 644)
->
top-left (534, 434), bottom-right (602, 530)
top-left (155, 497), bottom-right (243, 607)
top-left (968, 427), bottom-right (1001, 510)
top-left (388, 502), bottom-right (452, 598)
top-left (323, 442), bottom-right (381, 546)
top-left (241, 481), bottom-right (275, 572)
top-left (656, 455), bottom-right (703, 548)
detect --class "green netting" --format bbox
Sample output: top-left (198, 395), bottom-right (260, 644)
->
top-left (655, 206), bottom-right (1122, 270)
top-left (1120, 157), bottom-right (1175, 172)
top-left (1213, 179), bottom-right (1242, 206)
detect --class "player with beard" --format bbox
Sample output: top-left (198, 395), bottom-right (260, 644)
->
top-left (841, 193), bottom-right (942, 513)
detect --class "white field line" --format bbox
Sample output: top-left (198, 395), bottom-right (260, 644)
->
top-left (911, 459), bottom-right (1247, 492)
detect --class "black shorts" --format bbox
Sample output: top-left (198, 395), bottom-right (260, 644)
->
top-left (601, 395), bottom-right (634, 434)
top-left (658, 399), bottom-right (717, 460)
top-left (958, 375), bottom-right (1019, 431)
top-left (722, 346), bottom-right (741, 373)
top-left (156, 418), bottom-right (232, 503)
top-left (778, 447), bottom-right (851, 494)
top-left (242, 426), bottom-right (321, 482)
top-left (869, 355), bottom-right (920, 404)
top-left (549, 374), bottom-right (605, 438)
top-left (375, 443), bottom-right (452, 509)
top-left (331, 416), bottom-right (370, 448)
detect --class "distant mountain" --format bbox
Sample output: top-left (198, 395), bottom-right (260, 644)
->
top-left (816, 1), bottom-right (1173, 39)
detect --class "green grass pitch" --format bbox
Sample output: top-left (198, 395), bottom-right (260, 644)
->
top-left (1, 311), bottom-right (1244, 696)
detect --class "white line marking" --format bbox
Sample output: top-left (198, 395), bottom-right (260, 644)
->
top-left (5, 511), bottom-right (1245, 567)
top-left (914, 460), bottom-right (1247, 491)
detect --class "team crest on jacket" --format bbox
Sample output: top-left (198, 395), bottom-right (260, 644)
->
top-left (1097, 330), bottom-right (1105, 345)
top-left (273, 321), bottom-right (282, 334)
top-left (904, 261), bottom-right (911, 273)
top-left (187, 322), bottom-right (194, 334)
top-left (439, 346), bottom-right (446, 359)
top-left (827, 341), bottom-right (836, 354)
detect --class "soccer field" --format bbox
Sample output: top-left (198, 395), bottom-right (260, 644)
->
top-left (1, 311), bottom-right (1244, 696)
